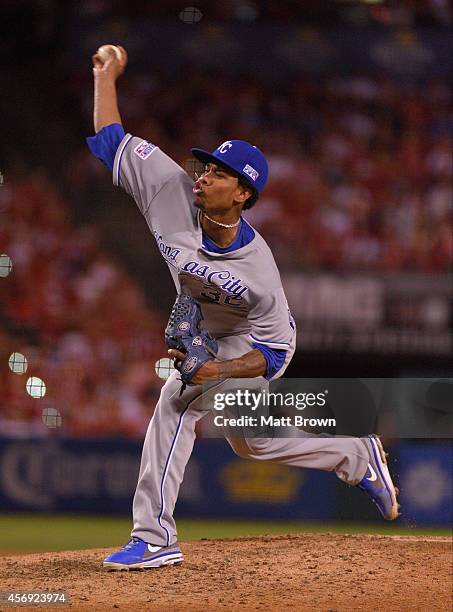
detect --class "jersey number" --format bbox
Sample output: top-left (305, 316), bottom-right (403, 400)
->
top-left (200, 284), bottom-right (243, 308)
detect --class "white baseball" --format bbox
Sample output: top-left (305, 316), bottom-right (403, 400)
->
top-left (96, 44), bottom-right (123, 63)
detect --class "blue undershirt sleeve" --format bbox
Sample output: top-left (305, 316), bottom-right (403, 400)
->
top-left (86, 123), bottom-right (125, 172)
top-left (252, 343), bottom-right (287, 380)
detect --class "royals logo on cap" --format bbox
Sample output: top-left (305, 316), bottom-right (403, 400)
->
top-left (218, 141), bottom-right (233, 154)
top-left (191, 139), bottom-right (269, 192)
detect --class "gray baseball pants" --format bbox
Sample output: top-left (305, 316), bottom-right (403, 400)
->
top-left (131, 335), bottom-right (369, 546)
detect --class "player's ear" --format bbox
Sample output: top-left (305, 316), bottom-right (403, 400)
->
top-left (235, 183), bottom-right (252, 204)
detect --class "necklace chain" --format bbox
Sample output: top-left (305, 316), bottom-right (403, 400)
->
top-left (202, 212), bottom-right (241, 229)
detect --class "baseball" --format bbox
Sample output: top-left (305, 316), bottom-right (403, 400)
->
top-left (96, 44), bottom-right (122, 64)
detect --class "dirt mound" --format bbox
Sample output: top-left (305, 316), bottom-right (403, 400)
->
top-left (1, 533), bottom-right (451, 611)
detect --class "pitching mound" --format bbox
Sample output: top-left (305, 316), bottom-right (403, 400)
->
top-left (1, 534), bottom-right (451, 611)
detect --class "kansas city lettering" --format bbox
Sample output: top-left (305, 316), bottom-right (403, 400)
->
top-left (183, 261), bottom-right (248, 297)
top-left (154, 232), bottom-right (181, 262)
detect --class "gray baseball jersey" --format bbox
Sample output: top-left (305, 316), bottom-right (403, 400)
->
top-left (113, 134), bottom-right (296, 377)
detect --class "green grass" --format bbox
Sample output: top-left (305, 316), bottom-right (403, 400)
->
top-left (0, 515), bottom-right (450, 552)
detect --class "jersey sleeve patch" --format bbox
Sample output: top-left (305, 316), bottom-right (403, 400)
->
top-left (134, 141), bottom-right (157, 160)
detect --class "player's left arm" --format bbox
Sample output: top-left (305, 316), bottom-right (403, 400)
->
top-left (168, 287), bottom-right (295, 384)
top-left (168, 347), bottom-right (267, 383)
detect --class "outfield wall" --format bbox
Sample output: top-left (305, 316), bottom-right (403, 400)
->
top-left (0, 438), bottom-right (450, 526)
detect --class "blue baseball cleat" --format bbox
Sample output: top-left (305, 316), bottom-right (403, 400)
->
top-left (103, 537), bottom-right (183, 570)
top-left (358, 435), bottom-right (400, 520)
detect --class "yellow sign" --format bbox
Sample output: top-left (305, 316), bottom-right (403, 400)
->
top-left (221, 460), bottom-right (302, 504)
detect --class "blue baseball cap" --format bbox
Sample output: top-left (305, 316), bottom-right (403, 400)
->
top-left (191, 140), bottom-right (268, 193)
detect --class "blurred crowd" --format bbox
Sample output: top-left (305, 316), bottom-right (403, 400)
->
top-left (1, 70), bottom-right (451, 438)
top-left (69, 71), bottom-right (452, 273)
top-left (0, 171), bottom-right (166, 438)
top-left (0, 5), bottom-right (451, 439)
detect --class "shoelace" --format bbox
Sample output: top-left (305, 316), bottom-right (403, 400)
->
top-left (122, 537), bottom-right (142, 550)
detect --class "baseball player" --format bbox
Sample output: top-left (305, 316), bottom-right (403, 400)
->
top-left (87, 46), bottom-right (400, 570)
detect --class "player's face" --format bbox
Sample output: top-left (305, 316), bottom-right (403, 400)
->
top-left (193, 163), bottom-right (250, 214)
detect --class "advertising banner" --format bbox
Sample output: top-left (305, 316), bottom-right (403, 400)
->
top-left (283, 273), bottom-right (452, 357)
top-left (0, 437), bottom-right (451, 524)
top-left (0, 438), bottom-right (334, 520)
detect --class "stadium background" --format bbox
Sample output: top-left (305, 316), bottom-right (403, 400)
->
top-left (0, 0), bottom-right (451, 553)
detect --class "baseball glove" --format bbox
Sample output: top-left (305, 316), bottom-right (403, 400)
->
top-left (165, 294), bottom-right (218, 385)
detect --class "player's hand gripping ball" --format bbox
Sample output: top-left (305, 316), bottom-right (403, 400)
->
top-left (92, 44), bottom-right (128, 79)
top-left (96, 44), bottom-right (122, 62)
